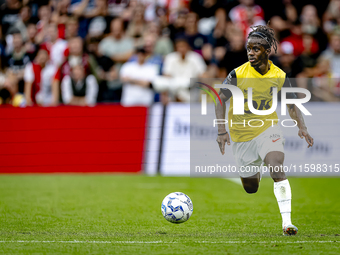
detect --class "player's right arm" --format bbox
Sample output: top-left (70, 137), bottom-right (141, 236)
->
top-left (215, 70), bottom-right (236, 155)
top-left (215, 89), bottom-right (231, 155)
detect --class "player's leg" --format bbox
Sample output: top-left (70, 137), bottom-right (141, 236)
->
top-left (264, 151), bottom-right (286, 181)
top-left (264, 151), bottom-right (297, 235)
top-left (240, 172), bottom-right (261, 194)
top-left (233, 138), bottom-right (263, 194)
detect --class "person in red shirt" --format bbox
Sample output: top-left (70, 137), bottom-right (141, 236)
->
top-left (281, 21), bottom-right (319, 57)
top-left (229, 0), bottom-right (265, 36)
top-left (39, 23), bottom-right (68, 67)
top-left (23, 48), bottom-right (51, 105)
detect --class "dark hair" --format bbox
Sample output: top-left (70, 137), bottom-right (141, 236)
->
top-left (136, 47), bottom-right (146, 54)
top-left (248, 25), bottom-right (278, 53)
top-left (7, 28), bottom-right (21, 36)
top-left (27, 19), bottom-right (37, 26)
top-left (97, 56), bottom-right (115, 72)
top-left (174, 36), bottom-right (189, 45)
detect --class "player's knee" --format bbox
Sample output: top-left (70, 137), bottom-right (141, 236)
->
top-left (270, 167), bottom-right (287, 182)
top-left (271, 174), bottom-right (287, 182)
top-left (243, 184), bottom-right (258, 194)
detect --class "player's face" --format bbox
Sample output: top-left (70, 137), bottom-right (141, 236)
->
top-left (246, 38), bottom-right (269, 67)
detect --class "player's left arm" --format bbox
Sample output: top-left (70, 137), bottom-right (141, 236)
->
top-left (283, 77), bottom-right (314, 148)
top-left (288, 104), bottom-right (313, 148)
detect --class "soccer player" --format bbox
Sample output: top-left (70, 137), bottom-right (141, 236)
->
top-left (215, 25), bottom-right (314, 235)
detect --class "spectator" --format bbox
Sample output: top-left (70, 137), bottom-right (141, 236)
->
top-left (86, 37), bottom-right (122, 102)
top-left (190, 0), bottom-right (227, 36)
top-left (24, 49), bottom-right (57, 106)
top-left (177, 12), bottom-right (211, 61)
top-left (282, 0), bottom-right (298, 24)
top-left (323, 0), bottom-right (340, 34)
top-left (154, 37), bottom-right (207, 102)
top-left (290, 33), bottom-right (319, 78)
top-left (163, 38), bottom-right (207, 79)
top-left (120, 47), bottom-right (158, 106)
top-left (270, 0), bottom-right (297, 41)
top-left (61, 64), bottom-right (98, 106)
top-left (167, 10), bottom-right (187, 42)
top-left (0, 0), bottom-right (22, 37)
top-left (35, 5), bottom-right (52, 44)
top-left (229, 0), bottom-right (264, 22)
top-left (129, 32), bottom-right (163, 73)
top-left (244, 6), bottom-right (266, 38)
top-left (8, 5), bottom-right (32, 42)
top-left (73, 0), bottom-right (109, 38)
top-left (320, 31), bottom-right (340, 77)
top-left (0, 40), bottom-right (4, 70)
top-left (99, 18), bottom-right (134, 64)
top-left (51, 0), bottom-right (71, 37)
top-left (88, 15), bottom-right (108, 39)
top-left (25, 22), bottom-right (39, 61)
top-left (300, 5), bottom-right (328, 53)
top-left (274, 41), bottom-right (295, 77)
top-left (219, 32), bottom-right (248, 75)
top-left (0, 71), bottom-right (25, 107)
top-left (281, 21), bottom-right (319, 57)
top-left (53, 36), bottom-right (91, 104)
top-left (126, 4), bottom-right (147, 47)
top-left (5, 30), bottom-right (30, 92)
top-left (40, 23), bottom-right (68, 67)
top-left (64, 16), bottom-right (80, 40)
top-left (98, 60), bottom-right (122, 102)
top-left (229, 0), bottom-right (264, 37)
top-left (310, 57), bottom-right (340, 102)
top-left (108, 0), bottom-right (132, 18)
top-left (147, 22), bottom-right (173, 57)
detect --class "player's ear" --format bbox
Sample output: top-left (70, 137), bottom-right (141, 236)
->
top-left (265, 48), bottom-right (271, 55)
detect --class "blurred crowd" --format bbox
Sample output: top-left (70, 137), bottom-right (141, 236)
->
top-left (1, 0), bottom-right (340, 107)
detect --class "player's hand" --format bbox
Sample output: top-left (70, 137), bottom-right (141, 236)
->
top-left (298, 128), bottom-right (314, 148)
top-left (216, 132), bottom-right (231, 155)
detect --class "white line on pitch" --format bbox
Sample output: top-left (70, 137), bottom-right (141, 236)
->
top-left (0, 240), bottom-right (339, 244)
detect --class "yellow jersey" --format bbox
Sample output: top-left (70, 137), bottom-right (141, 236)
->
top-left (222, 61), bottom-right (287, 142)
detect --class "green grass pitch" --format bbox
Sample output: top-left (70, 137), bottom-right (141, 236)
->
top-left (0, 175), bottom-right (339, 254)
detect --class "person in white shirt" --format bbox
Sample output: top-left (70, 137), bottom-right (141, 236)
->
top-left (154, 37), bottom-right (207, 102)
top-left (61, 64), bottom-right (98, 106)
top-left (120, 47), bottom-right (158, 107)
top-left (320, 32), bottom-right (340, 77)
top-left (163, 37), bottom-right (207, 79)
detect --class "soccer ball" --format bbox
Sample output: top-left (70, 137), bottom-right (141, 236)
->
top-left (161, 192), bottom-right (193, 223)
